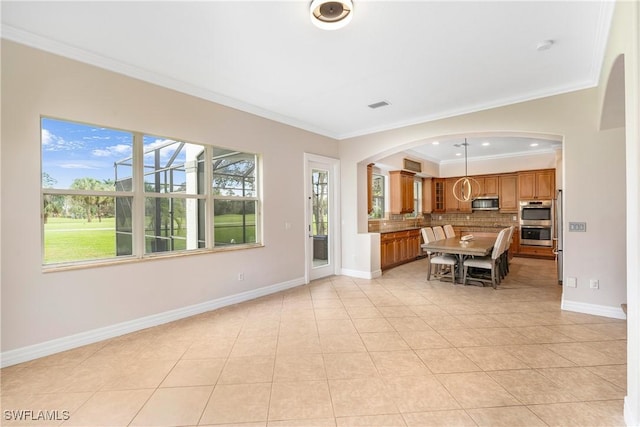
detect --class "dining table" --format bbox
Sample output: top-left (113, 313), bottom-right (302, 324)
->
top-left (422, 236), bottom-right (496, 284)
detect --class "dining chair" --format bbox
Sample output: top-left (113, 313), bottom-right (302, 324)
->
top-left (422, 227), bottom-right (457, 283)
top-left (443, 224), bottom-right (456, 238)
top-left (420, 227), bottom-right (432, 256)
top-left (462, 227), bottom-right (509, 289)
top-left (501, 225), bottom-right (516, 277)
top-left (432, 226), bottom-right (446, 241)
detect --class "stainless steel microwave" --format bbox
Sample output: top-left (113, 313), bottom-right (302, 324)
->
top-left (472, 197), bottom-right (499, 211)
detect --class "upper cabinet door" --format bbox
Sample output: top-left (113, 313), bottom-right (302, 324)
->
top-left (518, 169), bottom-right (555, 200)
top-left (482, 176), bottom-right (499, 197)
top-left (518, 172), bottom-right (536, 199)
top-left (499, 174), bottom-right (518, 212)
top-left (431, 178), bottom-right (445, 212)
top-left (389, 170), bottom-right (415, 214)
top-left (535, 170), bottom-right (555, 199)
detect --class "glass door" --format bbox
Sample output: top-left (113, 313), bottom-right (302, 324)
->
top-left (311, 167), bottom-right (330, 269)
top-left (305, 155), bottom-right (339, 282)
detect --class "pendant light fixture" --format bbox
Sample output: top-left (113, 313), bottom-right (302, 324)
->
top-left (310, 0), bottom-right (353, 30)
top-left (452, 139), bottom-right (480, 202)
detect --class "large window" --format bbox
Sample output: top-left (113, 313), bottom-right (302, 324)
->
top-left (41, 117), bottom-right (260, 266)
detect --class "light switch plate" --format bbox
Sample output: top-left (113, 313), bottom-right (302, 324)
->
top-left (566, 277), bottom-right (577, 288)
top-left (569, 222), bottom-right (587, 232)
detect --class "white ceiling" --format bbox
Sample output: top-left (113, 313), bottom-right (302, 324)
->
top-left (406, 136), bottom-right (561, 164)
top-left (2, 1), bottom-right (613, 150)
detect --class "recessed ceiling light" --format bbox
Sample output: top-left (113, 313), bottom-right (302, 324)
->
top-left (482, 142), bottom-right (490, 146)
top-left (530, 143), bottom-right (539, 147)
top-left (432, 141), bottom-right (440, 145)
top-left (310, 0), bottom-right (353, 30)
top-left (455, 153), bottom-right (462, 156)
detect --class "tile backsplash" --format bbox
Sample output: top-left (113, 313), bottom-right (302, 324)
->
top-left (429, 211), bottom-right (519, 229)
top-left (369, 211), bottom-right (518, 233)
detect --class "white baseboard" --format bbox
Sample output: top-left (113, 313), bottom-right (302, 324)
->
top-left (561, 298), bottom-right (628, 320)
top-left (340, 268), bottom-right (382, 279)
top-left (625, 396), bottom-right (639, 427)
top-left (0, 277), bottom-right (305, 368)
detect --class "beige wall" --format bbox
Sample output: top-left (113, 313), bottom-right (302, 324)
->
top-left (598, 1), bottom-right (640, 425)
top-left (0, 40), bottom-right (339, 353)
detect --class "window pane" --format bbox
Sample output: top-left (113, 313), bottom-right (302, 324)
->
top-left (143, 136), bottom-right (205, 195)
top-left (370, 174), bottom-right (385, 219)
top-left (372, 175), bottom-right (384, 197)
top-left (41, 118), bottom-right (133, 191)
top-left (43, 196), bottom-right (132, 264)
top-left (212, 151), bottom-right (256, 197)
top-left (145, 197), bottom-right (202, 253)
top-left (214, 200), bottom-right (257, 246)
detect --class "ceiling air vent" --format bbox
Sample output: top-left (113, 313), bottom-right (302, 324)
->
top-left (368, 100), bottom-right (390, 109)
top-left (403, 158), bottom-right (422, 173)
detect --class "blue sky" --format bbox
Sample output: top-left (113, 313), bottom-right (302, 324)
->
top-left (41, 118), bottom-right (133, 189)
top-left (41, 118), bottom-right (192, 189)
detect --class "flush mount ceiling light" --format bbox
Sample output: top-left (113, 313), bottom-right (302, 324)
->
top-left (310, 0), bottom-right (353, 30)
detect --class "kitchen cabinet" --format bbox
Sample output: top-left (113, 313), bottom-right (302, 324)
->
top-left (476, 175), bottom-right (499, 197)
top-left (389, 170), bottom-right (416, 214)
top-left (431, 178), bottom-right (445, 213)
top-left (518, 169), bottom-right (555, 200)
top-left (422, 177), bottom-right (433, 213)
top-left (499, 174), bottom-right (518, 212)
top-left (517, 243), bottom-right (554, 259)
top-left (509, 227), bottom-right (519, 259)
top-left (380, 229), bottom-right (421, 270)
top-left (445, 178), bottom-right (472, 212)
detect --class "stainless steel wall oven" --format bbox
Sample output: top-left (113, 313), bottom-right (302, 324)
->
top-left (520, 200), bottom-right (553, 247)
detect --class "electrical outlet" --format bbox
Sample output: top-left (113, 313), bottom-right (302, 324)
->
top-left (512, 215), bottom-right (517, 221)
top-left (238, 273), bottom-right (244, 281)
top-left (566, 277), bottom-right (577, 288)
top-left (590, 279), bottom-right (599, 289)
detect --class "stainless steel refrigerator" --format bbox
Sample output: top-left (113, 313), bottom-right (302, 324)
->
top-left (555, 189), bottom-right (563, 285)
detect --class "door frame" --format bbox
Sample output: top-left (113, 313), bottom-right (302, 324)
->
top-left (304, 153), bottom-right (341, 283)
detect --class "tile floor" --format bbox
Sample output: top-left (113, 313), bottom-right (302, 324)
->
top-left (0, 257), bottom-right (627, 426)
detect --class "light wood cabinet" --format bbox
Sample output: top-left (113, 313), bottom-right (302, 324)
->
top-left (431, 178), bottom-right (445, 213)
top-left (445, 178), bottom-right (472, 212)
top-left (517, 243), bottom-right (555, 259)
top-left (518, 169), bottom-right (555, 200)
top-left (389, 170), bottom-right (416, 214)
top-left (380, 229), bottom-right (421, 270)
top-left (476, 176), bottom-right (499, 197)
top-left (499, 174), bottom-right (518, 212)
top-left (422, 177), bottom-right (432, 213)
top-left (509, 227), bottom-right (519, 259)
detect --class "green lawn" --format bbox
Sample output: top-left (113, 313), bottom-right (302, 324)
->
top-left (44, 217), bottom-right (118, 264)
top-left (214, 214), bottom-right (256, 244)
top-left (44, 214), bottom-right (257, 263)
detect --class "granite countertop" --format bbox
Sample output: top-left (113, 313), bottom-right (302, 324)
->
top-left (378, 226), bottom-right (421, 234)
